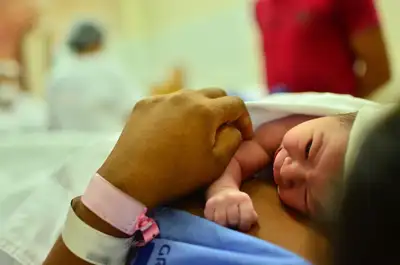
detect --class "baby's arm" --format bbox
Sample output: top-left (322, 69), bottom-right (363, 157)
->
top-left (206, 140), bottom-right (270, 198)
top-left (204, 115), bottom-right (316, 230)
top-left (204, 139), bottom-right (271, 231)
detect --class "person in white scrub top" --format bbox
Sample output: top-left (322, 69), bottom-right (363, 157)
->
top-left (47, 22), bottom-right (140, 132)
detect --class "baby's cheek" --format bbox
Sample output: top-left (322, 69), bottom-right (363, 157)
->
top-left (281, 131), bottom-right (299, 151)
top-left (278, 188), bottom-right (307, 214)
top-left (311, 167), bottom-right (344, 215)
top-left (322, 152), bottom-right (347, 189)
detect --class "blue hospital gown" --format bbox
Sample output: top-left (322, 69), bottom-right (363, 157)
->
top-left (130, 208), bottom-right (311, 265)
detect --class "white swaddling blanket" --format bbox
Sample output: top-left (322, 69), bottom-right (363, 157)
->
top-left (246, 92), bottom-right (379, 129)
top-left (0, 93), bottom-right (380, 265)
top-left (344, 103), bottom-right (396, 178)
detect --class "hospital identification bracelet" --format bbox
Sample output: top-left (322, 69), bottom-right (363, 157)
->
top-left (81, 173), bottom-right (159, 244)
top-left (62, 205), bottom-right (133, 265)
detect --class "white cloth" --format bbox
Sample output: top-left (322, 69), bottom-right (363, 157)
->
top-left (47, 53), bottom-right (142, 132)
top-left (0, 93), bottom-right (379, 265)
top-left (344, 104), bottom-right (395, 178)
top-left (246, 92), bottom-right (379, 129)
top-left (0, 132), bottom-right (119, 265)
top-left (0, 92), bottom-right (48, 132)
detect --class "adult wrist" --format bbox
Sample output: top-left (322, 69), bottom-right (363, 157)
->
top-left (63, 199), bottom-right (136, 265)
top-left (72, 198), bottom-right (129, 238)
top-left (97, 162), bottom-right (160, 209)
top-left (66, 170), bottom-right (161, 260)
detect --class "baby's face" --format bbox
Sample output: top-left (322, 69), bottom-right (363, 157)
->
top-left (273, 116), bottom-right (351, 215)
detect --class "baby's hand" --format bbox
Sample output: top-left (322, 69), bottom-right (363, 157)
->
top-left (204, 189), bottom-right (258, 231)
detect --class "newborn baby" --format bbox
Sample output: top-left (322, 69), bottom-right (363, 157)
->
top-left (205, 113), bottom-right (355, 231)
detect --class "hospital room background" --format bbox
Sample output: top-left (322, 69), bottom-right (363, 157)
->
top-left (0, 1), bottom-right (399, 264)
top-left (1, 0), bottom-right (400, 131)
top-left (21, 0), bottom-right (400, 99)
top-left (21, 0), bottom-right (265, 99)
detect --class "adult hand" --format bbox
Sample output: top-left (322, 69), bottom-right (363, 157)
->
top-left (99, 89), bottom-right (253, 208)
top-left (44, 89), bottom-right (253, 265)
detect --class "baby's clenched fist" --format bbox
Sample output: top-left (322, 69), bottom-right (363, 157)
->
top-left (204, 189), bottom-right (258, 231)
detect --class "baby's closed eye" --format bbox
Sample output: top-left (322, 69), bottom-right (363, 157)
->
top-left (305, 140), bottom-right (312, 159)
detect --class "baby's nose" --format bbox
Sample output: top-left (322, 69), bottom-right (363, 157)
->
top-left (279, 157), bottom-right (306, 188)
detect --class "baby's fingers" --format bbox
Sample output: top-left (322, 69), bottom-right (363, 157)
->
top-left (238, 201), bottom-right (258, 231)
top-left (204, 198), bottom-right (229, 227)
top-left (204, 202), bottom-right (215, 221)
top-left (214, 207), bottom-right (228, 227)
top-left (226, 204), bottom-right (240, 227)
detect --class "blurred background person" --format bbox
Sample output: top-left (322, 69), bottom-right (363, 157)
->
top-left (150, 67), bottom-right (185, 96)
top-left (0, 0), bottom-right (47, 132)
top-left (47, 21), bottom-right (141, 132)
top-left (255, 0), bottom-right (391, 98)
top-left (0, 0), bottom-right (36, 90)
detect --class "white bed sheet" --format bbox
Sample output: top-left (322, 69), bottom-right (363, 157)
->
top-left (0, 132), bottom-right (119, 265)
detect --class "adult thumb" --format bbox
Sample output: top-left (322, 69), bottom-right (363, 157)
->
top-left (213, 125), bottom-right (242, 165)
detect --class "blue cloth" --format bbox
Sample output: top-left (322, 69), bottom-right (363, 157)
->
top-left (130, 208), bottom-right (311, 265)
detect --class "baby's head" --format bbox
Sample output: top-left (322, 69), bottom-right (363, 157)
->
top-left (273, 113), bottom-right (356, 216)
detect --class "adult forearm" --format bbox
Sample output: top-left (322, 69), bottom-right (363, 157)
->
top-left (356, 62), bottom-right (391, 98)
top-left (43, 160), bottom-right (166, 265)
top-left (44, 237), bottom-right (90, 265)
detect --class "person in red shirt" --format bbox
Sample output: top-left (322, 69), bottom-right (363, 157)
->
top-left (255, 0), bottom-right (391, 98)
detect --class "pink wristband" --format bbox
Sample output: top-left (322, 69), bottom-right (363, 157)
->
top-left (81, 173), bottom-right (159, 244)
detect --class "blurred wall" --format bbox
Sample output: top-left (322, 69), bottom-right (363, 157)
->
top-left (141, 0), bottom-right (263, 91)
top-left (26, 0), bottom-right (400, 101)
top-left (144, 0), bottom-right (244, 32)
top-left (139, 0), bottom-right (400, 98)
top-left (116, 0), bottom-right (151, 94)
top-left (372, 0), bottom-right (400, 102)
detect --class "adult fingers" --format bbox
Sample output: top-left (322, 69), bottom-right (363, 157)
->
top-left (210, 96), bottom-right (253, 140)
top-left (198, 88), bottom-right (227, 99)
top-left (213, 125), bottom-right (242, 164)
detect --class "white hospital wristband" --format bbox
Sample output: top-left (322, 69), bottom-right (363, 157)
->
top-left (62, 205), bottom-right (134, 265)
